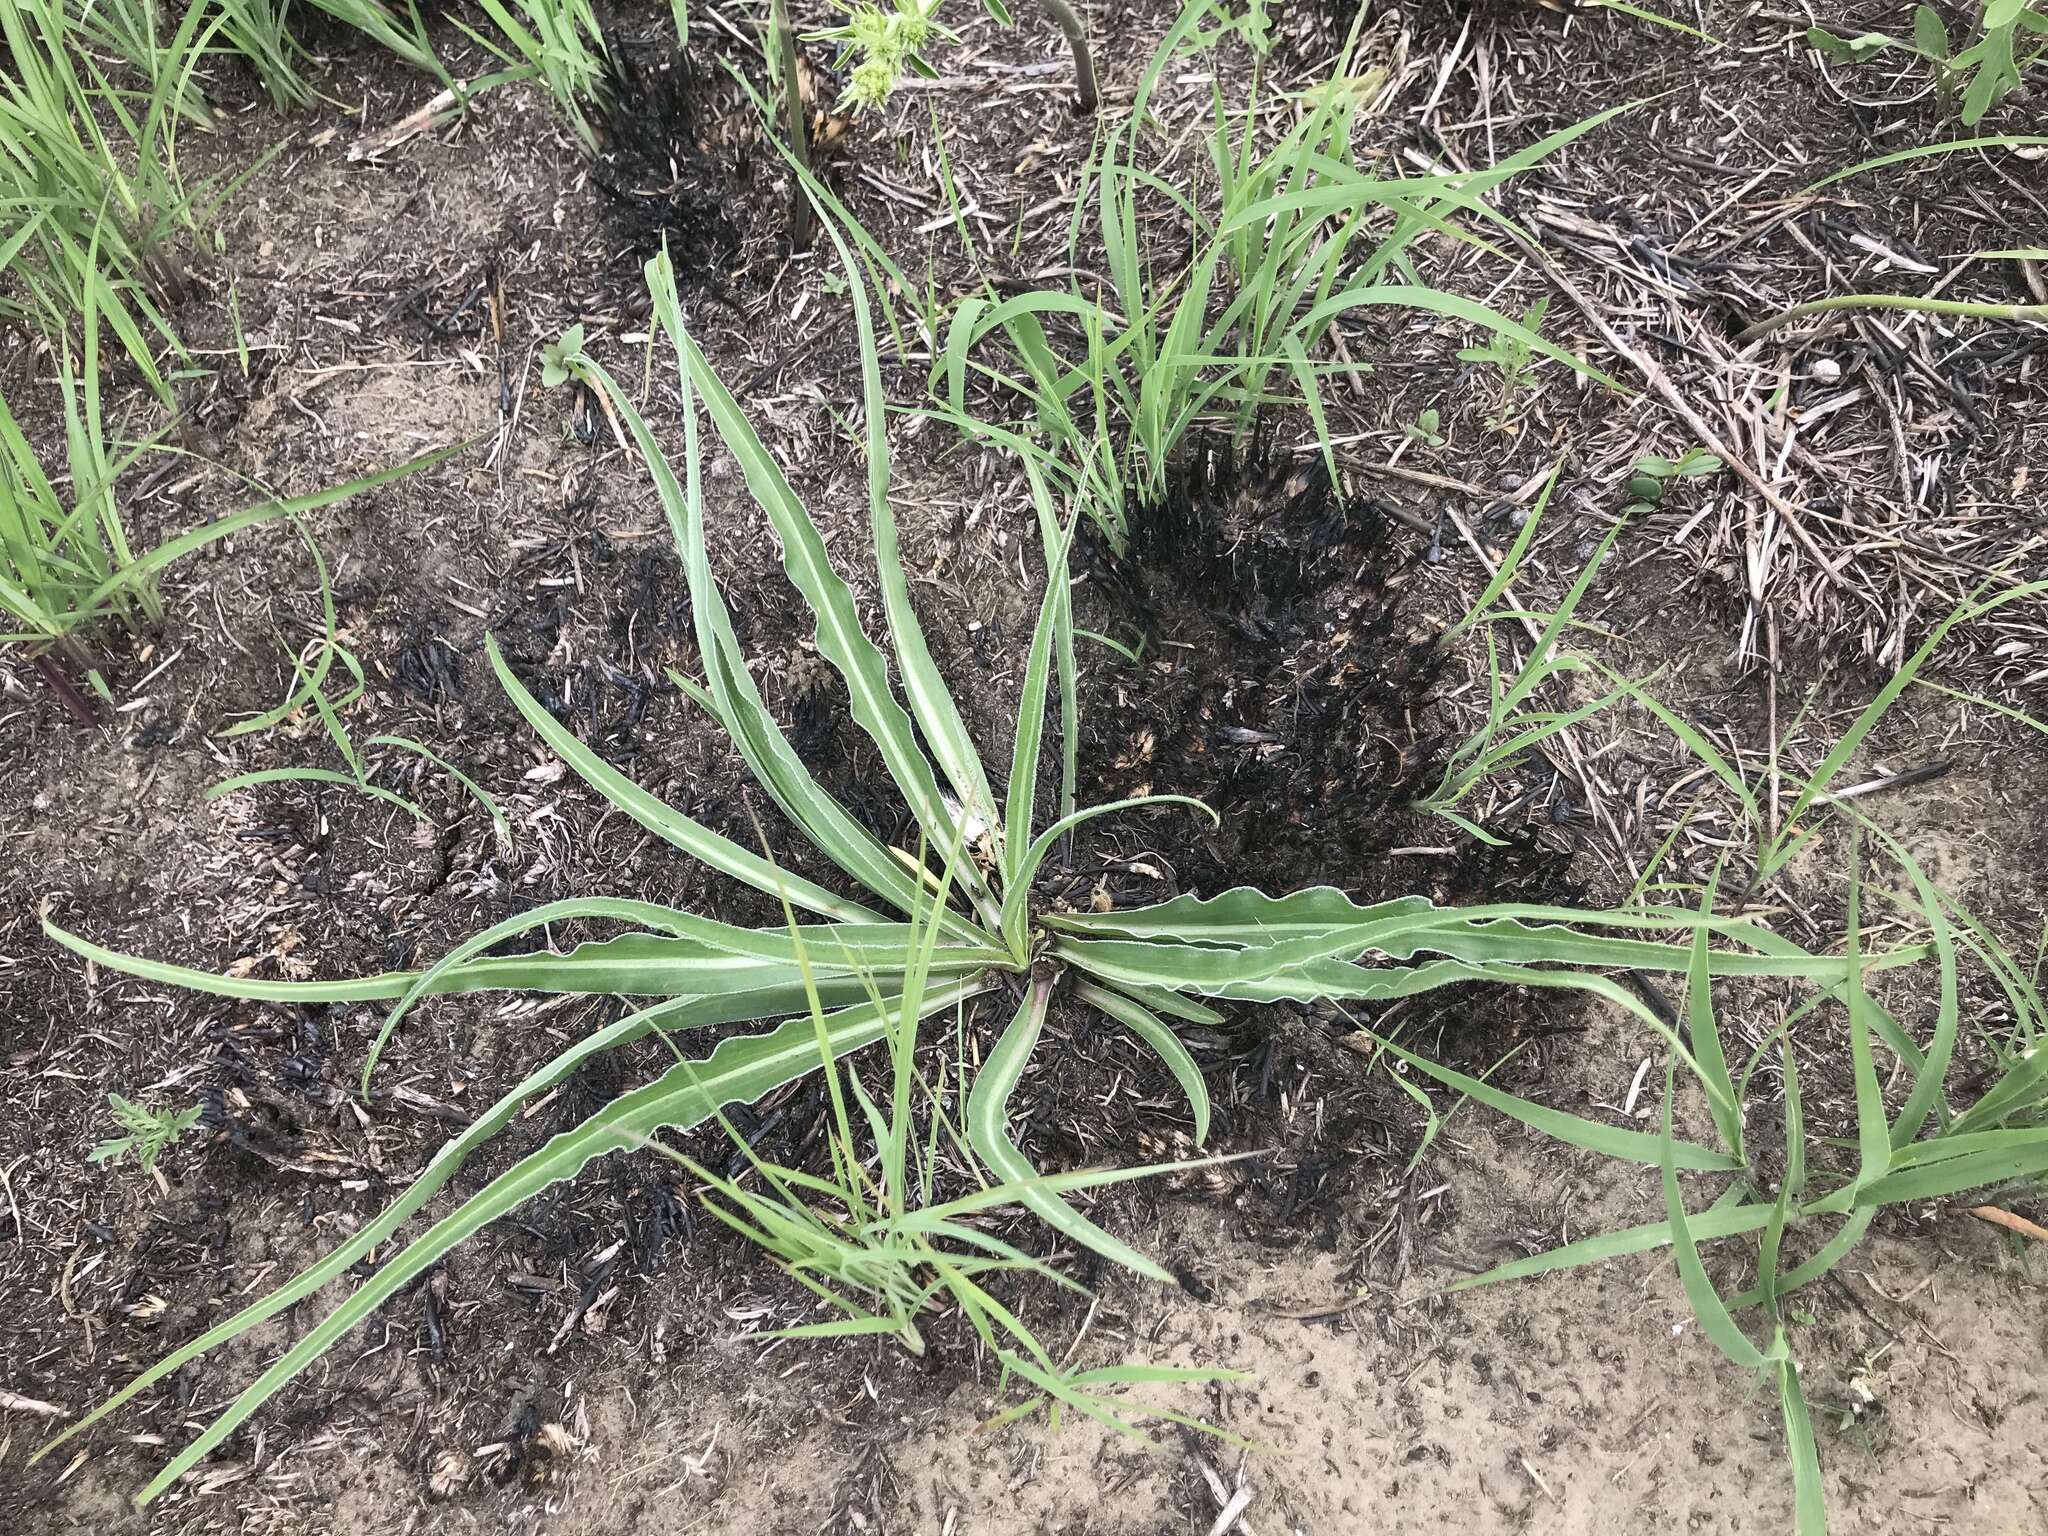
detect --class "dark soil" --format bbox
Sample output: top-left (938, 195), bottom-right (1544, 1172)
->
top-left (4, 2), bottom-right (2047, 1532)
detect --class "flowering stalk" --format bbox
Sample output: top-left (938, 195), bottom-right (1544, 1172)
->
top-left (816, 0), bottom-right (1097, 114)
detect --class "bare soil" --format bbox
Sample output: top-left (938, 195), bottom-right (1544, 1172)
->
top-left (4, 2), bottom-right (2046, 1533)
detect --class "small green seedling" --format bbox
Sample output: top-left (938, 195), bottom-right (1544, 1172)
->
top-left (1459, 298), bottom-right (1548, 432)
top-left (1402, 408), bottom-right (1447, 450)
top-left (1624, 446), bottom-right (1723, 516)
top-left (1811, 3), bottom-right (2048, 124)
top-left (540, 324), bottom-right (588, 388)
top-left (90, 1095), bottom-right (202, 1175)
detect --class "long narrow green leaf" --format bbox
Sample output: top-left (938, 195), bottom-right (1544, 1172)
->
top-left (71, 443), bottom-right (465, 621)
top-left (1854, 1144), bottom-right (2048, 1204)
top-left (671, 312), bottom-right (963, 867)
top-left (486, 634), bottom-right (881, 925)
top-left (1370, 1028), bottom-right (1739, 1172)
top-left (1862, 824), bottom-right (1960, 1146)
top-left (206, 766), bottom-right (428, 821)
top-left (1775, 583), bottom-right (2048, 846)
top-left (1843, 849), bottom-right (1893, 1189)
top-left (1780, 1360), bottom-right (1828, 1536)
top-left (1726, 1210), bottom-right (1876, 1310)
top-left (1448, 1201), bottom-right (1776, 1291)
top-left (1295, 284), bottom-right (1622, 391)
top-left (1803, 135), bottom-right (2048, 191)
top-left (1002, 499), bottom-right (1074, 895)
top-left (966, 977), bottom-right (1173, 1283)
top-left (31, 979), bottom-right (875, 1478)
top-left (1661, 1064), bottom-right (1767, 1370)
top-left (1686, 864), bottom-right (1743, 1161)
top-left (575, 273), bottom-right (962, 934)
top-left (358, 894), bottom-right (986, 1089)
top-left (818, 208), bottom-right (999, 834)
top-left (43, 908), bottom-right (965, 1022)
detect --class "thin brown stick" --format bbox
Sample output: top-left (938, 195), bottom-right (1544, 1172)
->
top-left (1967, 1206), bottom-right (2048, 1243)
top-left (32, 653), bottom-right (96, 729)
top-left (1511, 235), bottom-right (1853, 594)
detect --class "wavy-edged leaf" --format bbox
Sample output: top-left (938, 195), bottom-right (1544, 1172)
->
top-left (43, 906), bottom-right (986, 1083)
top-left (817, 210), bottom-right (999, 835)
top-left (1001, 488), bottom-right (1074, 894)
top-left (1048, 885), bottom-right (1436, 945)
top-left (359, 894), bottom-right (992, 1089)
top-left (670, 301), bottom-right (966, 876)
top-left (574, 274), bottom-right (966, 937)
top-left (1075, 979), bottom-right (1210, 1144)
top-left (1051, 905), bottom-right (1866, 996)
top-left (966, 977), bottom-right (1173, 1283)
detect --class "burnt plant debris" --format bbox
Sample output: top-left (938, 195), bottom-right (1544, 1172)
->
top-left (590, 36), bottom-right (747, 277)
top-left (1077, 434), bottom-right (1575, 908)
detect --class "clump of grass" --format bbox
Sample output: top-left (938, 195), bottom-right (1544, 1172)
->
top-left (1396, 578), bottom-right (2048, 1531)
top-left (62, 0), bottom-right (221, 123)
top-left (939, 3), bottom-right (1623, 553)
top-left (32, 216), bottom-right (1860, 1502)
top-left (1, 341), bottom-right (158, 659)
top-left (453, 0), bottom-right (609, 149)
top-left (204, 0), bottom-right (309, 107)
top-left (1413, 466), bottom-right (1629, 841)
top-left (0, 313), bottom-right (456, 698)
top-left (1390, 838), bottom-right (2048, 1535)
top-left (0, 0), bottom-right (259, 396)
top-left (669, 839), bottom-right (1240, 1437)
top-left (199, 0), bottom-right (443, 109)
